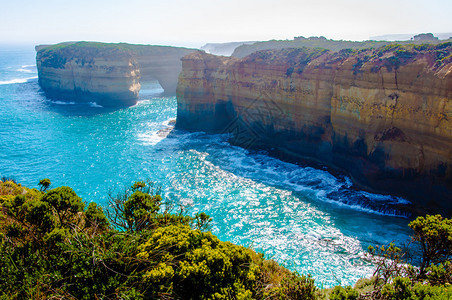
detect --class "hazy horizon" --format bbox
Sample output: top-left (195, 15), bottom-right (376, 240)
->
top-left (1, 0), bottom-right (451, 48)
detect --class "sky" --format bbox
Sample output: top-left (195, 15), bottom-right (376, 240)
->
top-left (1, 0), bottom-right (451, 48)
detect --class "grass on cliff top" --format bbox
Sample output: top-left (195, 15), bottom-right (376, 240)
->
top-left (232, 36), bottom-right (452, 58)
top-left (243, 42), bottom-right (452, 77)
top-left (36, 41), bottom-right (196, 69)
top-left (38, 41), bottom-right (195, 55)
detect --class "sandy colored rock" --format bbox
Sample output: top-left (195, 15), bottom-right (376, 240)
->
top-left (36, 42), bottom-right (195, 107)
top-left (177, 45), bottom-right (452, 212)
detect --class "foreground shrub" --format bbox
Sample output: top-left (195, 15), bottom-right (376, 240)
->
top-left (0, 179), bottom-right (318, 299)
top-left (409, 214), bottom-right (452, 277)
top-left (364, 214), bottom-right (452, 299)
top-left (330, 285), bottom-right (359, 300)
top-left (272, 272), bottom-right (317, 300)
top-left (3, 179), bottom-right (452, 299)
top-left (136, 224), bottom-right (259, 298)
top-left (380, 276), bottom-right (452, 300)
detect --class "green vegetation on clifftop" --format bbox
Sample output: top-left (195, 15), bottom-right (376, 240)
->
top-left (231, 35), bottom-right (452, 58)
top-left (37, 41), bottom-right (196, 69)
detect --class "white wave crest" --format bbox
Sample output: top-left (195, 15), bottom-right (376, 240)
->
top-left (137, 131), bottom-right (166, 146)
top-left (16, 68), bottom-right (33, 73)
top-left (137, 119), bottom-right (175, 146)
top-left (184, 134), bottom-right (412, 217)
top-left (89, 102), bottom-right (103, 108)
top-left (16, 65), bottom-right (37, 73)
top-left (0, 76), bottom-right (38, 85)
top-left (49, 100), bottom-right (76, 105)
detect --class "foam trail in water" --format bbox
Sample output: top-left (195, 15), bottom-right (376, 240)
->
top-left (137, 118), bottom-right (175, 146)
top-left (162, 136), bottom-right (381, 287)
top-left (16, 69), bottom-right (33, 73)
top-left (0, 76), bottom-right (38, 85)
top-left (16, 68), bottom-right (34, 73)
top-left (89, 102), bottom-right (103, 108)
top-left (171, 132), bottom-right (412, 217)
top-left (49, 100), bottom-right (76, 105)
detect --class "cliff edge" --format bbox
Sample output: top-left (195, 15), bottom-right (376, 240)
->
top-left (176, 44), bottom-right (452, 212)
top-left (36, 42), bottom-right (195, 107)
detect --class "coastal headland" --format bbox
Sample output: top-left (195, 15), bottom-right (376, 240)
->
top-left (35, 40), bottom-right (452, 213)
top-left (36, 42), bottom-right (195, 107)
top-left (176, 44), bottom-right (452, 213)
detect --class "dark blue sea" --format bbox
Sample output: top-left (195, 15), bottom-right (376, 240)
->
top-left (0, 45), bottom-right (413, 287)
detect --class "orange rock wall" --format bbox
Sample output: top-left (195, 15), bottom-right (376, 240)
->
top-left (37, 52), bottom-right (140, 107)
top-left (177, 46), bottom-right (452, 210)
top-left (36, 43), bottom-right (195, 106)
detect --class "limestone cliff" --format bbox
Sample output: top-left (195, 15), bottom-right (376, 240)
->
top-left (127, 44), bottom-right (195, 95)
top-left (177, 44), bottom-right (452, 212)
top-left (37, 43), bottom-right (140, 107)
top-left (36, 42), bottom-right (195, 107)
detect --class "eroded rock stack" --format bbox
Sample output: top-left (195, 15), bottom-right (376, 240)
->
top-left (36, 42), bottom-right (195, 107)
top-left (36, 43), bottom-right (141, 107)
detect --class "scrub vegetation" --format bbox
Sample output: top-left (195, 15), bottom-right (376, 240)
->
top-left (37, 41), bottom-right (194, 69)
top-left (1, 179), bottom-right (451, 299)
top-left (231, 35), bottom-right (452, 58)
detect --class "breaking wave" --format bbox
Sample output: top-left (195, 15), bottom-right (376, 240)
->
top-left (0, 76), bottom-right (38, 85)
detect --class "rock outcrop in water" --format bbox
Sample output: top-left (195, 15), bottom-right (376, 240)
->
top-left (36, 42), bottom-right (195, 107)
top-left (176, 44), bottom-right (452, 213)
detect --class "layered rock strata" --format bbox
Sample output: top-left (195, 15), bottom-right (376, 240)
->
top-left (129, 44), bottom-right (195, 95)
top-left (176, 44), bottom-right (452, 212)
top-left (36, 42), bottom-right (194, 107)
top-left (37, 43), bottom-right (140, 107)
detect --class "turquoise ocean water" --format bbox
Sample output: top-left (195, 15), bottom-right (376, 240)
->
top-left (0, 45), bottom-right (413, 287)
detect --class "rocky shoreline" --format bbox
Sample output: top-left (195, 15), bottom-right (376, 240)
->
top-left (176, 45), bottom-right (452, 214)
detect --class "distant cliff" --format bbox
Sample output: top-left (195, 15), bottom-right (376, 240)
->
top-left (231, 36), bottom-right (452, 58)
top-left (177, 44), bottom-right (452, 212)
top-left (201, 41), bottom-right (256, 56)
top-left (36, 42), bottom-right (195, 107)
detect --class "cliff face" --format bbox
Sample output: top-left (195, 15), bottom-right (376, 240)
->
top-left (37, 44), bottom-right (140, 107)
top-left (201, 41), bottom-right (256, 56)
top-left (177, 45), bottom-right (452, 211)
top-left (127, 45), bottom-right (195, 95)
top-left (36, 42), bottom-right (195, 107)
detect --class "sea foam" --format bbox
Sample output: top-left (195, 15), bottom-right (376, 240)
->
top-left (89, 102), bottom-right (103, 108)
top-left (0, 76), bottom-right (38, 85)
top-left (49, 100), bottom-right (76, 105)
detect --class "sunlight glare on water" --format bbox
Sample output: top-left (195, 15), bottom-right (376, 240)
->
top-left (0, 46), bottom-right (412, 287)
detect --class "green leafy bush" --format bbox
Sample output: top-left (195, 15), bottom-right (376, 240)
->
top-left (409, 214), bottom-right (452, 276)
top-left (0, 179), bottom-right (321, 299)
top-left (3, 179), bottom-right (452, 300)
top-left (330, 285), bottom-right (359, 300)
top-left (136, 224), bottom-right (259, 298)
top-left (273, 273), bottom-right (317, 300)
top-left (381, 276), bottom-right (452, 300)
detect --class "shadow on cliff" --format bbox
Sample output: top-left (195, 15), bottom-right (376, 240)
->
top-left (35, 80), bottom-right (166, 117)
top-left (12, 80), bottom-right (113, 117)
top-left (35, 88), bottom-right (128, 117)
top-left (41, 97), bottom-right (120, 117)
